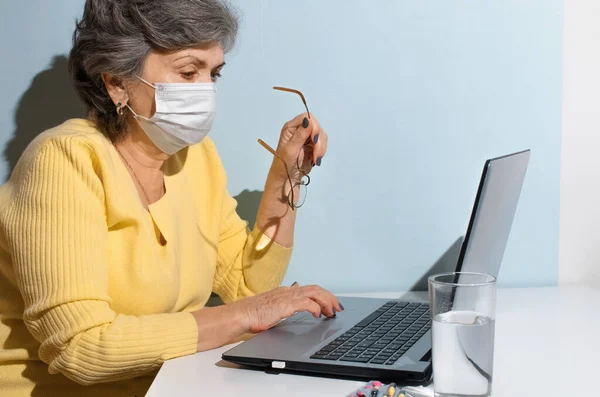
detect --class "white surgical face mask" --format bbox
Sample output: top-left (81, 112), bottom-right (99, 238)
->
top-left (127, 77), bottom-right (216, 155)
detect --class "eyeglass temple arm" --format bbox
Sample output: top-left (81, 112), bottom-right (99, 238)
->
top-left (257, 139), bottom-right (283, 161)
top-left (272, 86), bottom-right (311, 119)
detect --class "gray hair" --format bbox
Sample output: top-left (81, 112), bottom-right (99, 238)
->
top-left (69, 0), bottom-right (239, 141)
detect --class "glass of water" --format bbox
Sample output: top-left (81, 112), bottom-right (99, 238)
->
top-left (428, 272), bottom-right (496, 397)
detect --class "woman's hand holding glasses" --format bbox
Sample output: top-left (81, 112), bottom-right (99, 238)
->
top-left (259, 87), bottom-right (328, 209)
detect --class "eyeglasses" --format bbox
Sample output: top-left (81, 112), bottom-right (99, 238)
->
top-left (258, 86), bottom-right (312, 210)
top-left (272, 86), bottom-right (311, 119)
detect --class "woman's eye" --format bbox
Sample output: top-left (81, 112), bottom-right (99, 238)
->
top-left (181, 71), bottom-right (196, 80)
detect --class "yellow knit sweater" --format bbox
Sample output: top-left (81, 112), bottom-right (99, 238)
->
top-left (0, 119), bottom-right (292, 396)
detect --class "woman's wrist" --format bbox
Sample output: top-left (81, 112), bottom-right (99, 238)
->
top-left (227, 300), bottom-right (251, 334)
top-left (192, 303), bottom-right (250, 352)
top-left (268, 159), bottom-right (302, 186)
top-left (267, 162), bottom-right (301, 204)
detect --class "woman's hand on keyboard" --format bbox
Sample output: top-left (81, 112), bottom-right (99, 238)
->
top-left (232, 282), bottom-right (344, 333)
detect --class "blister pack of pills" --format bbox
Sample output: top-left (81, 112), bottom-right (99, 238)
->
top-left (345, 380), bottom-right (434, 397)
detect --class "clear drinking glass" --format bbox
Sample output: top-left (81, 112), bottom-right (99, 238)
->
top-left (428, 272), bottom-right (497, 397)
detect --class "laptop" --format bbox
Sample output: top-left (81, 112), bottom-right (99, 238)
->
top-left (222, 149), bottom-right (531, 383)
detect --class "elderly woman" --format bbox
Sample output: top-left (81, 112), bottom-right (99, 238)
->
top-left (0, 0), bottom-right (341, 395)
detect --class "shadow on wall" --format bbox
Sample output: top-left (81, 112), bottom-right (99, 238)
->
top-left (4, 55), bottom-right (86, 181)
top-left (233, 189), bottom-right (264, 230)
top-left (409, 236), bottom-right (464, 291)
top-left (207, 189), bottom-right (264, 307)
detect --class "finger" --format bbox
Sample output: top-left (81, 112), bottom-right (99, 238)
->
top-left (299, 285), bottom-right (341, 318)
top-left (299, 115), bottom-right (326, 166)
top-left (309, 293), bottom-right (337, 318)
top-left (300, 144), bottom-right (314, 170)
top-left (306, 117), bottom-right (322, 164)
top-left (312, 131), bottom-right (328, 167)
top-left (305, 285), bottom-right (337, 317)
top-left (334, 295), bottom-right (343, 312)
top-left (289, 116), bottom-right (314, 148)
top-left (290, 297), bottom-right (322, 319)
top-left (282, 112), bottom-right (311, 131)
top-left (306, 115), bottom-right (321, 144)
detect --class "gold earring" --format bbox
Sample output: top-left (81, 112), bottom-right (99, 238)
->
top-left (116, 102), bottom-right (122, 115)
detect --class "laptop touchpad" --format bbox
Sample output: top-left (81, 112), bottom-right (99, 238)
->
top-left (265, 313), bottom-right (345, 350)
top-left (291, 313), bottom-right (319, 323)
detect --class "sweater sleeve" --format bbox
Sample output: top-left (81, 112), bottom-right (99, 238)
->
top-left (205, 141), bottom-right (293, 303)
top-left (4, 136), bottom-right (198, 385)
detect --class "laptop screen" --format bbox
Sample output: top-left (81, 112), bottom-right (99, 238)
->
top-left (456, 150), bottom-right (531, 279)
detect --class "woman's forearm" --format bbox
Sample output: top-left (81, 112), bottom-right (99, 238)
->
top-left (192, 304), bottom-right (248, 352)
top-left (254, 164), bottom-right (299, 248)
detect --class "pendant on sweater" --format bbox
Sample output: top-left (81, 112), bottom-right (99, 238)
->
top-left (159, 233), bottom-right (167, 246)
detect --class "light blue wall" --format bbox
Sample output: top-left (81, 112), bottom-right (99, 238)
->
top-left (0, 0), bottom-right (85, 179)
top-left (0, 1), bottom-right (563, 293)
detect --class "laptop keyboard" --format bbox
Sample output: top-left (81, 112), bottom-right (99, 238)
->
top-left (309, 301), bottom-right (430, 365)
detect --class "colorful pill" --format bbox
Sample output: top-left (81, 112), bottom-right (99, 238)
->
top-left (387, 386), bottom-right (395, 396)
top-left (371, 389), bottom-right (378, 397)
top-left (365, 385), bottom-right (373, 389)
top-left (357, 392), bottom-right (365, 397)
top-left (373, 381), bottom-right (383, 387)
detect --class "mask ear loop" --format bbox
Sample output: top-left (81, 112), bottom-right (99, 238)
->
top-left (137, 76), bottom-right (157, 90)
top-left (127, 76), bottom-right (157, 117)
top-left (126, 104), bottom-right (139, 117)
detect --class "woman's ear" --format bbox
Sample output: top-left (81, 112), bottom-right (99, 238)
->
top-left (102, 73), bottom-right (129, 108)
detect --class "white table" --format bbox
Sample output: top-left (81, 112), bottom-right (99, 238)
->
top-left (146, 287), bottom-right (599, 396)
